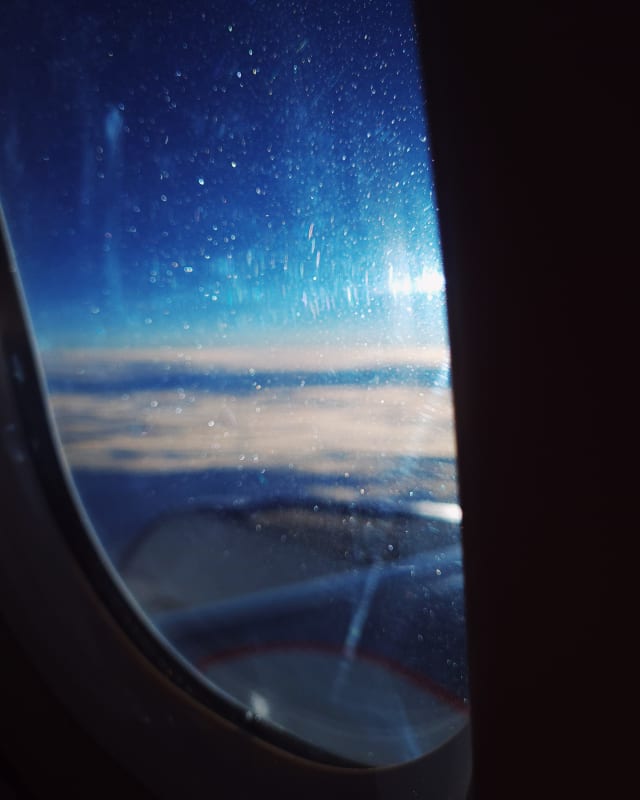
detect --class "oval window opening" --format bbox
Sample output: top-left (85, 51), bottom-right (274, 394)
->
top-left (0, 0), bottom-right (469, 768)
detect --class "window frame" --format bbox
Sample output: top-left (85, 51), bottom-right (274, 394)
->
top-left (0, 1), bottom-right (472, 791)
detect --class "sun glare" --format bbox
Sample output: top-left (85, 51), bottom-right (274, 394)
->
top-left (387, 263), bottom-right (445, 299)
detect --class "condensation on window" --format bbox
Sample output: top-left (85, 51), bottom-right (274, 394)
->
top-left (0, 0), bottom-right (469, 767)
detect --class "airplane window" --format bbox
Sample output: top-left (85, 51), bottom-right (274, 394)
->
top-left (0, 0), bottom-right (469, 768)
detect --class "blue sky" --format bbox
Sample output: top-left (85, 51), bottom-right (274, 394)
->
top-left (1, 0), bottom-right (447, 350)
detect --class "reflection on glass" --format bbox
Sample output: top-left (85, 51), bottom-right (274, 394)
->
top-left (0, 0), bottom-right (469, 766)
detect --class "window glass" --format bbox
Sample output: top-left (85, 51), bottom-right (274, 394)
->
top-left (0, 0), bottom-right (469, 767)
